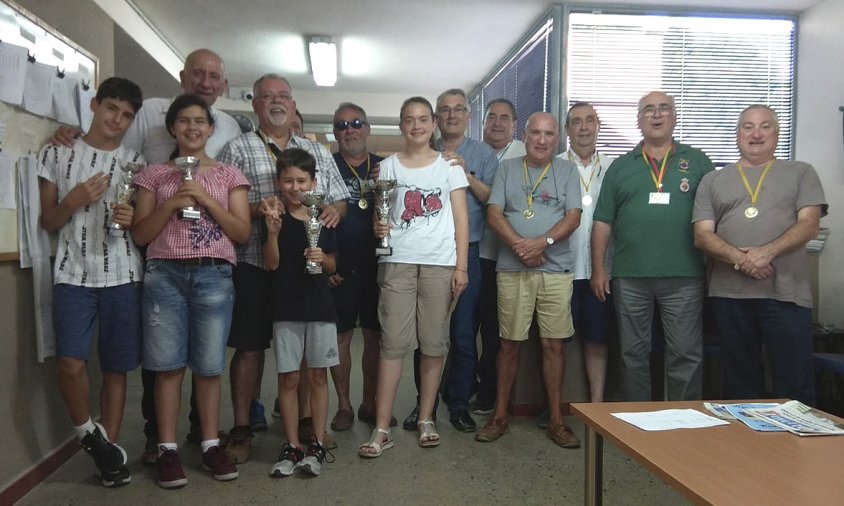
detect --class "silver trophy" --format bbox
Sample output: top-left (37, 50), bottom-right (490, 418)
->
top-left (300, 190), bottom-right (326, 274)
top-left (175, 156), bottom-right (201, 221)
top-left (374, 179), bottom-right (398, 256)
top-left (108, 161), bottom-right (144, 235)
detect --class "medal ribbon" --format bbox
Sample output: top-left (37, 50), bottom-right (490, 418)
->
top-left (255, 129), bottom-right (284, 165)
top-left (642, 145), bottom-right (672, 192)
top-left (523, 157), bottom-right (553, 211)
top-left (737, 160), bottom-right (774, 209)
top-left (344, 156), bottom-right (371, 198)
top-left (569, 151), bottom-right (600, 193)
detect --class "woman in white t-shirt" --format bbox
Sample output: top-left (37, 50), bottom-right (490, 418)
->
top-left (358, 96), bottom-right (469, 457)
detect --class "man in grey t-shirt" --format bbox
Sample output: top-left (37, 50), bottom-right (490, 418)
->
top-left (693, 104), bottom-right (827, 405)
top-left (476, 112), bottom-right (583, 449)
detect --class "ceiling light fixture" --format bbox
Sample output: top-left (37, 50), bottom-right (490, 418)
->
top-left (308, 36), bottom-right (337, 87)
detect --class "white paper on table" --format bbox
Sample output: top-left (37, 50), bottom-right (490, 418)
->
top-left (77, 82), bottom-right (95, 133)
top-left (22, 61), bottom-right (55, 117)
top-left (0, 152), bottom-right (15, 209)
top-left (0, 43), bottom-right (27, 106)
top-left (52, 74), bottom-right (79, 126)
top-left (611, 409), bottom-right (730, 431)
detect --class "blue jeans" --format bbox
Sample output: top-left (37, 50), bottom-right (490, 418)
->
top-left (711, 297), bottom-right (815, 405)
top-left (444, 243), bottom-right (482, 412)
top-left (142, 259), bottom-right (234, 376)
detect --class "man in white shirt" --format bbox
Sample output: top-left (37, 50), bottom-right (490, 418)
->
top-left (558, 102), bottom-right (614, 403)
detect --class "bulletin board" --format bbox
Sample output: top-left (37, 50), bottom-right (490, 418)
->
top-left (0, 1), bottom-right (98, 260)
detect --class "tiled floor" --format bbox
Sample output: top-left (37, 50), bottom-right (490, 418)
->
top-left (19, 334), bottom-right (686, 505)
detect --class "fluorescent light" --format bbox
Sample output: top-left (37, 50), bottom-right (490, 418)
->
top-left (308, 36), bottom-right (337, 87)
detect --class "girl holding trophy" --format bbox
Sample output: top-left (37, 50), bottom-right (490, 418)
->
top-left (358, 96), bottom-right (469, 457)
top-left (131, 94), bottom-right (250, 488)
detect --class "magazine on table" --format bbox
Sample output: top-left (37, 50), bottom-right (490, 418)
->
top-left (705, 400), bottom-right (844, 436)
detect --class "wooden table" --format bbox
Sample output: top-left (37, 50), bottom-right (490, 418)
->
top-left (571, 400), bottom-right (844, 505)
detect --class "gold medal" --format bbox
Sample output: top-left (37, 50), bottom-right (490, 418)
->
top-left (358, 198), bottom-right (368, 210)
top-left (524, 209), bottom-right (535, 219)
top-left (582, 195), bottom-right (593, 206)
top-left (744, 206), bottom-right (758, 219)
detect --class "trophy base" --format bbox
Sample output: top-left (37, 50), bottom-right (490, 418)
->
top-left (306, 264), bottom-right (323, 275)
top-left (375, 246), bottom-right (393, 256)
top-left (179, 208), bottom-right (201, 221)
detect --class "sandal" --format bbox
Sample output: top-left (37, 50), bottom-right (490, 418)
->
top-left (417, 419), bottom-right (440, 448)
top-left (358, 427), bottom-right (394, 458)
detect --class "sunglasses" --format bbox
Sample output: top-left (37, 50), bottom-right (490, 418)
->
top-left (334, 119), bottom-right (366, 131)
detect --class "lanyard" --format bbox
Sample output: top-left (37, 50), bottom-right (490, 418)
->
top-left (523, 157), bottom-right (553, 210)
top-left (642, 146), bottom-right (672, 192)
top-left (255, 130), bottom-right (285, 165)
top-left (568, 151), bottom-right (601, 193)
top-left (737, 160), bottom-right (774, 207)
top-left (344, 155), bottom-right (371, 193)
top-left (496, 141), bottom-right (513, 162)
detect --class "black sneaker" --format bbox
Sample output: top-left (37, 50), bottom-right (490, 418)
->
top-left (269, 443), bottom-right (304, 477)
top-left (80, 423), bottom-right (130, 488)
top-left (300, 441), bottom-right (335, 477)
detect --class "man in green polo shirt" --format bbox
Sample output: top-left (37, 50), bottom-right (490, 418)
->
top-left (590, 91), bottom-right (714, 401)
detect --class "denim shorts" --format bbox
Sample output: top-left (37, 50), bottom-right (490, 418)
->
top-left (53, 283), bottom-right (142, 373)
top-left (141, 259), bottom-right (234, 376)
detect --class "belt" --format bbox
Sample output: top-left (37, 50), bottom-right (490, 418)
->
top-left (167, 257), bottom-right (231, 267)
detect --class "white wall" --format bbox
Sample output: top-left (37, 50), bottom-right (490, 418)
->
top-left (796, 0), bottom-right (844, 328)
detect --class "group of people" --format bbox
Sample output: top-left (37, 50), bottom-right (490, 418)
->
top-left (38, 47), bottom-right (827, 490)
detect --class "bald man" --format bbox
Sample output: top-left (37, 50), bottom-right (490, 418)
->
top-left (477, 112), bottom-right (582, 449)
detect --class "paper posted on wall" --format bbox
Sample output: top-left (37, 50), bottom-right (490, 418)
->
top-left (705, 400), bottom-right (844, 436)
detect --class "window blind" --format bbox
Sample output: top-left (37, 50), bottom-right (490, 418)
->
top-left (566, 12), bottom-right (796, 165)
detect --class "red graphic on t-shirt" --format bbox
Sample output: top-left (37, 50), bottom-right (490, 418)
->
top-left (400, 186), bottom-right (442, 228)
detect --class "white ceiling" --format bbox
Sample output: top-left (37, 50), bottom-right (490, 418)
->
top-left (106, 0), bottom-right (821, 119)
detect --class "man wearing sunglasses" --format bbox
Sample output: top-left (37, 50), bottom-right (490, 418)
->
top-left (401, 88), bottom-right (498, 434)
top-left (326, 103), bottom-right (393, 432)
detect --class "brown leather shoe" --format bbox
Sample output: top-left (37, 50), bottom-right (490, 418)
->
top-left (223, 425), bottom-right (253, 464)
top-left (475, 417), bottom-right (510, 442)
top-left (331, 409), bottom-right (355, 431)
top-left (546, 423), bottom-right (581, 449)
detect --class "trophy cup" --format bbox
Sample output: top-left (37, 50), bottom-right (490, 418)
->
top-left (108, 161), bottom-right (144, 235)
top-left (374, 179), bottom-right (398, 256)
top-left (300, 190), bottom-right (326, 274)
top-left (175, 156), bottom-right (201, 221)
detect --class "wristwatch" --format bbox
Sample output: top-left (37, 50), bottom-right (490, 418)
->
top-left (545, 236), bottom-right (555, 246)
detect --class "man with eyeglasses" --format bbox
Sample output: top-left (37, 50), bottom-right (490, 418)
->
top-left (693, 104), bottom-right (826, 405)
top-left (326, 102), bottom-right (394, 431)
top-left (591, 91), bottom-right (713, 402)
top-left (216, 73), bottom-right (350, 463)
top-left (474, 99), bottom-right (527, 416)
top-left (401, 88), bottom-right (498, 434)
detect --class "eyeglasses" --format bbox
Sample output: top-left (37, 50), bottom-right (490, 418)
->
top-left (334, 119), bottom-right (366, 131)
top-left (437, 106), bottom-right (468, 116)
top-left (639, 104), bottom-right (674, 117)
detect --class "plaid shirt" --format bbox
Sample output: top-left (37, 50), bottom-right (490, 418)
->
top-left (218, 132), bottom-right (350, 268)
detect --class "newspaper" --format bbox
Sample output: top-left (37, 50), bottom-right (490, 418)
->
top-left (705, 401), bottom-right (844, 436)
top-left (703, 402), bottom-right (783, 431)
top-left (748, 401), bottom-right (844, 436)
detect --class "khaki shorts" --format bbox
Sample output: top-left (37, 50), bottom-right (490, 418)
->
top-left (377, 263), bottom-right (453, 359)
top-left (497, 271), bottom-right (575, 341)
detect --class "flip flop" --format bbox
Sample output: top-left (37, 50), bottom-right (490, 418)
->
top-left (358, 427), bottom-right (394, 458)
top-left (418, 419), bottom-right (440, 447)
